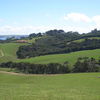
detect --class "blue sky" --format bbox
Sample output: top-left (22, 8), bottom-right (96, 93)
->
top-left (0, 0), bottom-right (100, 35)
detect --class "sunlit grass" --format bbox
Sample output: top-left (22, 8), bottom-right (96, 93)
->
top-left (17, 49), bottom-right (100, 66)
top-left (0, 72), bottom-right (100, 100)
top-left (0, 43), bottom-right (27, 62)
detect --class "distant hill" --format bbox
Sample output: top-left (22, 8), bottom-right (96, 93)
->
top-left (0, 35), bottom-right (28, 40)
top-left (0, 28), bottom-right (100, 64)
top-left (16, 29), bottom-right (100, 59)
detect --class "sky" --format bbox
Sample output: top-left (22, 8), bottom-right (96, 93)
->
top-left (0, 0), bottom-right (100, 35)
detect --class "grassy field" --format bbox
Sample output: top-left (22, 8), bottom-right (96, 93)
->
top-left (0, 37), bottom-right (39, 63)
top-left (0, 72), bottom-right (100, 100)
top-left (17, 49), bottom-right (100, 65)
top-left (74, 37), bottom-right (100, 42)
top-left (0, 42), bottom-right (100, 65)
top-left (0, 43), bottom-right (27, 63)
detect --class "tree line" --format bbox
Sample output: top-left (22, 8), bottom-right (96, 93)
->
top-left (0, 57), bottom-right (100, 74)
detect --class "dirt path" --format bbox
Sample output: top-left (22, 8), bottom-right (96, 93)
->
top-left (0, 71), bottom-right (59, 76)
top-left (0, 49), bottom-right (4, 58)
top-left (0, 71), bottom-right (24, 75)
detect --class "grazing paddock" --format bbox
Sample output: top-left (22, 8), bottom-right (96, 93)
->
top-left (0, 72), bottom-right (100, 100)
top-left (0, 43), bottom-right (27, 63)
top-left (17, 49), bottom-right (100, 66)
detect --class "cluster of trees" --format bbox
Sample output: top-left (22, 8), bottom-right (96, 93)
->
top-left (1, 29), bottom-right (100, 58)
top-left (29, 33), bottom-right (42, 39)
top-left (17, 29), bottom-right (100, 59)
top-left (73, 57), bottom-right (100, 72)
top-left (0, 62), bottom-right (70, 74)
top-left (17, 38), bottom-right (100, 58)
top-left (84, 29), bottom-right (100, 37)
top-left (0, 57), bottom-right (100, 74)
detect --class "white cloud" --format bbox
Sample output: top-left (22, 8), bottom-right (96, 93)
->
top-left (64, 13), bottom-right (91, 22)
top-left (62, 26), bottom-right (96, 33)
top-left (64, 12), bottom-right (100, 25)
top-left (0, 25), bottom-right (57, 35)
top-left (92, 15), bottom-right (100, 23)
top-left (63, 12), bottom-right (100, 33)
top-left (1, 13), bottom-right (100, 35)
top-left (92, 15), bottom-right (100, 26)
top-left (0, 25), bottom-right (99, 35)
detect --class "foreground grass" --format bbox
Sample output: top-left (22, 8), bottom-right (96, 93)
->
top-left (0, 72), bottom-right (100, 100)
top-left (17, 49), bottom-right (100, 65)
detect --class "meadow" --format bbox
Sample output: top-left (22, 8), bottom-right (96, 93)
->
top-left (0, 42), bottom-right (100, 66)
top-left (0, 43), bottom-right (27, 63)
top-left (17, 49), bottom-right (100, 65)
top-left (0, 72), bottom-right (100, 100)
top-left (0, 37), bottom-right (38, 63)
top-left (0, 36), bottom-right (100, 100)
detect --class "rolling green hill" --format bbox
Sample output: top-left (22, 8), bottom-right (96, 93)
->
top-left (0, 72), bottom-right (100, 100)
top-left (17, 49), bottom-right (100, 65)
top-left (0, 37), bottom-right (41, 63)
top-left (0, 43), bottom-right (27, 63)
top-left (0, 42), bottom-right (100, 65)
top-left (16, 29), bottom-right (100, 59)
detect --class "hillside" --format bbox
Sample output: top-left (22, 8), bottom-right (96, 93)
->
top-left (1, 42), bottom-right (99, 65)
top-left (0, 43), bottom-right (27, 63)
top-left (0, 72), bottom-right (100, 100)
top-left (16, 29), bottom-right (100, 59)
top-left (0, 36), bottom-right (39, 63)
top-left (0, 29), bottom-right (100, 64)
top-left (0, 42), bottom-right (100, 66)
top-left (17, 49), bottom-right (100, 65)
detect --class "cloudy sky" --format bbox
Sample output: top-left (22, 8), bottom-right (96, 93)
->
top-left (0, 0), bottom-right (100, 35)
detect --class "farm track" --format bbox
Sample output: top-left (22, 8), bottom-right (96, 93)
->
top-left (0, 71), bottom-right (60, 76)
top-left (0, 49), bottom-right (4, 58)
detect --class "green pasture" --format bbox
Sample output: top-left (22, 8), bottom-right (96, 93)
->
top-left (0, 42), bottom-right (100, 65)
top-left (17, 49), bottom-right (100, 65)
top-left (0, 72), bottom-right (100, 100)
top-left (0, 43), bottom-right (27, 62)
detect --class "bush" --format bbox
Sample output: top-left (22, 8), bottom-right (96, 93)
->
top-left (73, 57), bottom-right (100, 72)
top-left (0, 62), bottom-right (70, 74)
